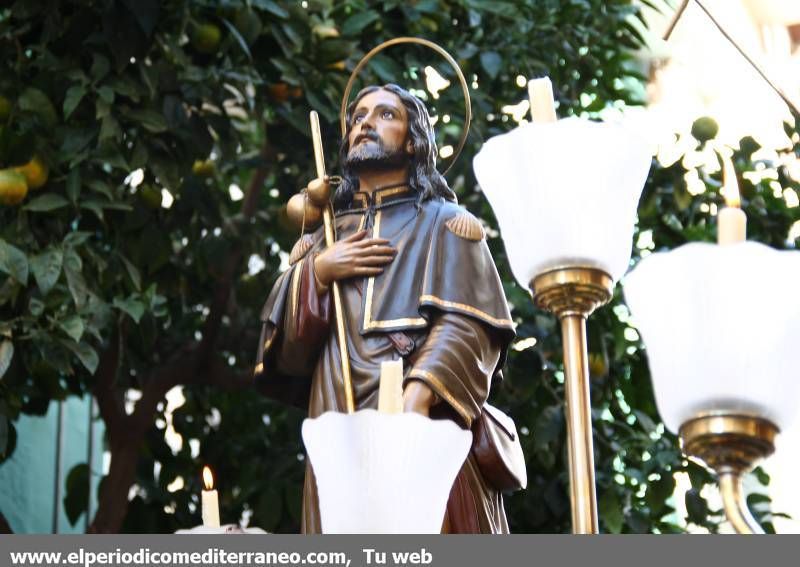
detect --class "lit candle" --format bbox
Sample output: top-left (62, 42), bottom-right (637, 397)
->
top-left (528, 77), bottom-right (558, 123)
top-left (378, 360), bottom-right (404, 414)
top-left (717, 153), bottom-right (746, 245)
top-left (201, 466), bottom-right (220, 527)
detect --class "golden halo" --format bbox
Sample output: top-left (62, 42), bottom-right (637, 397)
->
top-left (340, 37), bottom-right (471, 177)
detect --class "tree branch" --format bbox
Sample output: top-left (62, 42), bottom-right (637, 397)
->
top-left (197, 138), bottom-right (274, 361)
top-left (197, 355), bottom-right (254, 391)
top-left (93, 319), bottom-right (126, 438)
top-left (0, 509), bottom-right (13, 534)
top-left (129, 345), bottom-right (195, 440)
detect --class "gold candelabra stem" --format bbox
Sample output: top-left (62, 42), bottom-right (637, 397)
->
top-left (679, 413), bottom-right (778, 534)
top-left (718, 472), bottom-right (762, 534)
top-left (531, 266), bottom-right (613, 534)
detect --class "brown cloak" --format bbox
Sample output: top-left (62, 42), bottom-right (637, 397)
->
top-left (254, 186), bottom-right (515, 533)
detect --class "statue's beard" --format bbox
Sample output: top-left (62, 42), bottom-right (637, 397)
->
top-left (345, 133), bottom-right (407, 172)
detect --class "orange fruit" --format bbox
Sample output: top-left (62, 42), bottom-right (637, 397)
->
top-left (268, 83), bottom-right (290, 103)
top-left (192, 23), bottom-right (222, 54)
top-left (192, 159), bottom-right (215, 177)
top-left (588, 352), bottom-right (608, 378)
top-left (312, 24), bottom-right (339, 40)
top-left (0, 169), bottom-right (29, 206)
top-left (691, 116), bottom-right (719, 143)
top-left (14, 155), bottom-right (49, 190)
top-left (138, 184), bottom-right (162, 209)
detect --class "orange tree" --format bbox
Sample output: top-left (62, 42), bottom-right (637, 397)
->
top-left (1, 0), bottom-right (797, 533)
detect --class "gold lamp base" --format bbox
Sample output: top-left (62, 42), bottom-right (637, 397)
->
top-left (679, 413), bottom-right (779, 534)
top-left (530, 266), bottom-right (614, 535)
top-left (532, 266), bottom-right (613, 317)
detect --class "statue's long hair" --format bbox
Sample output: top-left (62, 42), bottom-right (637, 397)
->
top-left (335, 83), bottom-right (456, 209)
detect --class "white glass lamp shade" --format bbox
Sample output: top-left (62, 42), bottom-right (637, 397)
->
top-left (744, 0), bottom-right (800, 25)
top-left (473, 117), bottom-right (652, 287)
top-left (624, 242), bottom-right (800, 433)
top-left (301, 410), bottom-right (471, 533)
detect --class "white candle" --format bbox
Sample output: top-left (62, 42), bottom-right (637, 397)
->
top-left (528, 77), bottom-right (557, 123)
top-left (378, 360), bottom-right (404, 414)
top-left (717, 207), bottom-right (746, 245)
top-left (718, 153), bottom-right (746, 245)
top-left (201, 466), bottom-right (220, 527)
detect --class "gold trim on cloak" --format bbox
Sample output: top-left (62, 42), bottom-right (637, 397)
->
top-left (362, 207), bottom-right (515, 332)
top-left (420, 295), bottom-right (514, 330)
top-left (290, 257), bottom-right (304, 323)
top-left (407, 368), bottom-right (472, 427)
top-left (363, 207), bottom-right (427, 330)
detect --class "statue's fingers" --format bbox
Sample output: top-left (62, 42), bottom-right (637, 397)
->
top-left (343, 229), bottom-right (369, 242)
top-left (354, 266), bottom-right (384, 276)
top-left (359, 255), bottom-right (395, 266)
top-left (358, 245), bottom-right (395, 256)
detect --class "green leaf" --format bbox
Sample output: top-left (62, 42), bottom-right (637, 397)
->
top-left (99, 114), bottom-right (121, 142)
top-left (23, 193), bottom-right (70, 212)
top-left (685, 488), bottom-right (709, 524)
top-left (0, 279), bottom-right (19, 309)
top-left (98, 86), bottom-right (115, 104)
top-left (18, 87), bottom-right (58, 127)
top-left (113, 296), bottom-right (145, 323)
top-left (122, 108), bottom-right (168, 133)
top-left (30, 247), bottom-right (63, 295)
top-left (63, 85), bottom-right (86, 119)
top-left (0, 239), bottom-right (29, 285)
top-left (87, 179), bottom-right (114, 200)
top-left (465, 0), bottom-right (518, 20)
top-left (0, 415), bottom-right (8, 458)
top-left (63, 232), bottom-right (92, 247)
top-left (62, 340), bottom-right (99, 374)
top-left (253, 0), bottom-right (289, 19)
top-left (66, 169), bottom-right (81, 202)
top-left (28, 298), bottom-right (45, 317)
top-left (58, 315), bottom-right (84, 342)
top-left (80, 201), bottom-right (104, 222)
top-left (368, 54), bottom-right (403, 84)
top-left (533, 404), bottom-right (562, 449)
top-left (63, 248), bottom-right (88, 309)
top-left (90, 54), bottom-right (110, 81)
top-left (480, 51), bottom-right (502, 79)
top-left (63, 463), bottom-right (89, 526)
top-left (341, 11), bottom-right (379, 36)
top-left (0, 340), bottom-right (13, 380)
top-left (599, 490), bottom-right (623, 534)
top-left (633, 410), bottom-right (656, 434)
top-left (119, 254), bottom-right (141, 291)
top-left (753, 466), bottom-right (771, 486)
top-left (220, 18), bottom-right (253, 60)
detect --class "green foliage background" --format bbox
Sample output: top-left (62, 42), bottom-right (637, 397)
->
top-left (0, 0), bottom-right (798, 533)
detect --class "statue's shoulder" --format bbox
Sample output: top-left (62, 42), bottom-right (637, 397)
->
top-left (433, 200), bottom-right (485, 242)
top-left (288, 234), bottom-right (314, 265)
top-left (288, 227), bottom-right (325, 266)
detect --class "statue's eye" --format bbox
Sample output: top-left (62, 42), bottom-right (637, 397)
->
top-left (353, 114), bottom-right (365, 124)
top-left (382, 110), bottom-right (394, 119)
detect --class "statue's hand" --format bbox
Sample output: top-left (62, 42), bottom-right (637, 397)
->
top-left (314, 229), bottom-right (395, 287)
top-left (403, 380), bottom-right (437, 417)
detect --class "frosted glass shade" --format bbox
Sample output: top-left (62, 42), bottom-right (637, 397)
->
top-left (624, 242), bottom-right (800, 433)
top-left (301, 410), bottom-right (471, 533)
top-left (744, 0), bottom-right (800, 25)
top-left (473, 117), bottom-right (652, 287)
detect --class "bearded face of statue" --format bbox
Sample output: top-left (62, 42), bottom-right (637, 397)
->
top-left (344, 89), bottom-right (414, 172)
top-left (336, 83), bottom-right (455, 207)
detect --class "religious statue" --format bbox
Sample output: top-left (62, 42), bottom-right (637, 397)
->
top-left (254, 81), bottom-right (521, 533)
